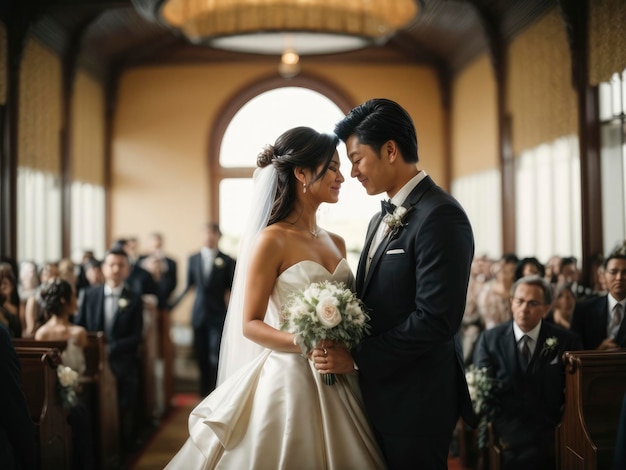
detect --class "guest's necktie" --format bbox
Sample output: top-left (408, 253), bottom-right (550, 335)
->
top-left (519, 335), bottom-right (531, 370)
top-left (611, 303), bottom-right (623, 339)
top-left (381, 199), bottom-right (396, 216)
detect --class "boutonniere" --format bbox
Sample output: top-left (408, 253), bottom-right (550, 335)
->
top-left (540, 336), bottom-right (559, 356)
top-left (214, 257), bottom-right (225, 268)
top-left (383, 206), bottom-right (412, 239)
top-left (118, 297), bottom-right (129, 310)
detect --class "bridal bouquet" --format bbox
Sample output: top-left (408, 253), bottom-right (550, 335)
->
top-left (280, 280), bottom-right (371, 385)
top-left (57, 364), bottom-right (79, 408)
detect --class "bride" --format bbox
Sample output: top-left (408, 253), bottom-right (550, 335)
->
top-left (166, 127), bottom-right (386, 469)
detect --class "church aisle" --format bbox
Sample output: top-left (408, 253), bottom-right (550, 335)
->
top-left (130, 393), bottom-right (200, 469)
top-left (130, 393), bottom-right (469, 469)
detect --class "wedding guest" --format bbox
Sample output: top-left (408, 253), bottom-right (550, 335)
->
top-left (545, 282), bottom-right (576, 329)
top-left (112, 238), bottom-right (159, 305)
top-left (35, 278), bottom-right (95, 470)
top-left (473, 275), bottom-right (582, 469)
top-left (17, 261), bottom-right (39, 331)
top-left (23, 261), bottom-right (60, 337)
top-left (170, 223), bottom-right (236, 396)
top-left (571, 242), bottom-right (626, 350)
top-left (0, 322), bottom-right (36, 470)
top-left (138, 232), bottom-right (177, 309)
top-left (544, 255), bottom-right (562, 287)
top-left (0, 263), bottom-right (21, 337)
top-left (477, 254), bottom-right (518, 330)
top-left (75, 247), bottom-right (144, 453)
top-left (514, 256), bottom-right (545, 281)
top-left (461, 255), bottom-right (490, 364)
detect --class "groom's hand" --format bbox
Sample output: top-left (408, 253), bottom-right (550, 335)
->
top-left (312, 343), bottom-right (357, 375)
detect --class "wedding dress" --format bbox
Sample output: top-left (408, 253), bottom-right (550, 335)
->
top-left (166, 259), bottom-right (386, 470)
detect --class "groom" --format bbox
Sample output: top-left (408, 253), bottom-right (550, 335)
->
top-left (326, 98), bottom-right (475, 468)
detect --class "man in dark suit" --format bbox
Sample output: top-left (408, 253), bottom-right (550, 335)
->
top-left (171, 223), bottom-right (235, 396)
top-left (329, 98), bottom-right (475, 469)
top-left (74, 247), bottom-right (144, 450)
top-left (138, 232), bottom-right (177, 310)
top-left (571, 243), bottom-right (626, 350)
top-left (473, 275), bottom-right (582, 469)
top-left (113, 238), bottom-right (159, 306)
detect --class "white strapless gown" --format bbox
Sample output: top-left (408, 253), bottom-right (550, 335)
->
top-left (166, 260), bottom-right (386, 470)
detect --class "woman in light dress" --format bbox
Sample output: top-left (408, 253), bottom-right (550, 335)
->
top-left (167, 127), bottom-right (386, 469)
top-left (34, 278), bottom-right (95, 469)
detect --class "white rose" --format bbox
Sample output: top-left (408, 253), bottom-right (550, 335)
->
top-left (345, 302), bottom-right (364, 324)
top-left (57, 365), bottom-right (78, 387)
top-left (118, 297), bottom-right (129, 309)
top-left (395, 207), bottom-right (408, 218)
top-left (316, 295), bottom-right (342, 328)
top-left (214, 257), bottom-right (224, 268)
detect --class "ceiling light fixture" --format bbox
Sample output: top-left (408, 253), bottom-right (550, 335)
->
top-left (159, 0), bottom-right (419, 56)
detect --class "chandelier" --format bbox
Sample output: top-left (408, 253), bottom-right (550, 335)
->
top-left (159, 0), bottom-right (419, 55)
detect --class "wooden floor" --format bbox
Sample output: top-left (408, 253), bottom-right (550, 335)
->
top-left (129, 393), bottom-right (469, 469)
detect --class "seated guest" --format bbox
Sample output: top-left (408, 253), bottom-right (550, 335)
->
top-left (23, 261), bottom-right (60, 337)
top-left (571, 242), bottom-right (626, 350)
top-left (35, 278), bottom-right (94, 469)
top-left (473, 275), bottom-right (582, 470)
top-left (0, 322), bottom-right (36, 470)
top-left (74, 247), bottom-right (144, 453)
top-left (17, 261), bottom-right (39, 332)
top-left (545, 282), bottom-right (576, 329)
top-left (514, 256), bottom-right (545, 281)
top-left (0, 264), bottom-right (21, 338)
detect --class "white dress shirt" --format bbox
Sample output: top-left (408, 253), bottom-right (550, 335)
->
top-left (366, 171), bottom-right (427, 273)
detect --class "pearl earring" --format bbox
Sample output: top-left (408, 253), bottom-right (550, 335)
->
top-left (303, 183), bottom-right (307, 194)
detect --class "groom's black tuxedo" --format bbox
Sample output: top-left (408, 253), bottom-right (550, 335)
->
top-left (473, 320), bottom-right (582, 469)
top-left (354, 176), bottom-right (475, 455)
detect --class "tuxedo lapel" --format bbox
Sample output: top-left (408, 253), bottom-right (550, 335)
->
top-left (361, 177), bottom-right (434, 294)
top-left (528, 325), bottom-right (549, 373)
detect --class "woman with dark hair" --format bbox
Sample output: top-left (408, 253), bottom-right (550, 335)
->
top-left (34, 278), bottom-right (94, 469)
top-left (514, 256), bottom-right (546, 281)
top-left (545, 282), bottom-right (576, 329)
top-left (0, 263), bottom-right (21, 338)
top-left (35, 278), bottom-right (87, 371)
top-left (167, 127), bottom-right (386, 469)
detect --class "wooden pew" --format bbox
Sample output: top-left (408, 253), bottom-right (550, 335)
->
top-left (557, 350), bottom-right (626, 469)
top-left (14, 334), bottom-right (121, 470)
top-left (14, 346), bottom-right (72, 470)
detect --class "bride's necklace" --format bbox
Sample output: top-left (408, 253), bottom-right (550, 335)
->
top-left (309, 226), bottom-right (321, 238)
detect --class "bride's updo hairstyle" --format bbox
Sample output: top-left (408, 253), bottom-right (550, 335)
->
top-left (257, 126), bottom-right (339, 225)
top-left (38, 278), bottom-right (73, 317)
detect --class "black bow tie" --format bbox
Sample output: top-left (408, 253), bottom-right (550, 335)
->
top-left (381, 199), bottom-right (396, 216)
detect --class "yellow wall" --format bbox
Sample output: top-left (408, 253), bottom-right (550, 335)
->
top-left (112, 62), bottom-right (443, 321)
top-left (451, 53), bottom-right (499, 177)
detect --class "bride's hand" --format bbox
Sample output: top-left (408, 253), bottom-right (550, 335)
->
top-left (311, 342), bottom-right (356, 375)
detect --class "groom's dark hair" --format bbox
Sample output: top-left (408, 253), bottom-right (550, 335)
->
top-left (334, 98), bottom-right (419, 164)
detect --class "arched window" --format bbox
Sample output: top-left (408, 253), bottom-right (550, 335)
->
top-left (216, 87), bottom-right (379, 270)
